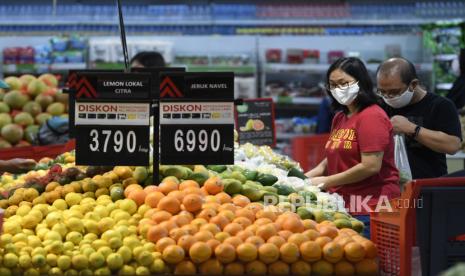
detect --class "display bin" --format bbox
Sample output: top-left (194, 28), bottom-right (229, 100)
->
top-left (0, 140), bottom-right (75, 161)
top-left (370, 177), bottom-right (465, 276)
top-left (416, 186), bottom-right (465, 275)
top-left (291, 134), bottom-right (329, 172)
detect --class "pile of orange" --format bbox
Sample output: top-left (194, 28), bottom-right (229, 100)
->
top-left (127, 176), bottom-right (378, 276)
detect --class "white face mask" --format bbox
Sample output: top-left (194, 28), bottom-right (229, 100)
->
top-left (383, 88), bottom-right (414, 108)
top-left (330, 82), bottom-right (360, 106)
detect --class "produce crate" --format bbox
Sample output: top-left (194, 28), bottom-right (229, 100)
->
top-left (370, 177), bottom-right (465, 276)
top-left (291, 134), bottom-right (329, 172)
top-left (416, 186), bottom-right (465, 275)
top-left (0, 140), bottom-right (75, 161)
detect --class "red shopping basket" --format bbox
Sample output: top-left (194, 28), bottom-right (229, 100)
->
top-left (370, 177), bottom-right (465, 276)
top-left (0, 139), bottom-right (75, 161)
top-left (291, 134), bottom-right (329, 172)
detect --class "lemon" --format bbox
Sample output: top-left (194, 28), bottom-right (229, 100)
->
top-left (94, 205), bottom-right (109, 218)
top-left (1, 234), bottom-right (12, 246)
top-left (137, 251), bottom-right (154, 266)
top-left (19, 254), bottom-right (32, 269)
top-left (49, 240), bottom-right (64, 255)
top-left (79, 269), bottom-right (93, 276)
top-left (117, 246), bottom-right (132, 263)
top-left (115, 225), bottom-right (130, 237)
top-left (84, 233), bottom-right (98, 242)
top-left (65, 218), bottom-right (84, 233)
top-left (72, 254), bottom-right (88, 270)
top-left (23, 268), bottom-right (39, 276)
top-left (150, 259), bottom-right (166, 274)
top-left (31, 254), bottom-right (46, 267)
top-left (94, 267), bottom-right (112, 276)
top-left (113, 211), bottom-right (131, 222)
top-left (32, 247), bottom-right (47, 256)
top-left (109, 237), bottom-right (122, 250)
top-left (63, 241), bottom-right (75, 252)
top-left (118, 265), bottom-right (136, 276)
top-left (16, 205), bottom-right (32, 216)
top-left (48, 267), bottom-right (63, 276)
top-left (52, 199), bottom-right (68, 211)
top-left (66, 232), bottom-right (83, 246)
top-left (123, 236), bottom-right (141, 250)
top-left (45, 253), bottom-right (57, 266)
top-left (82, 247), bottom-right (95, 258)
top-left (132, 246), bottom-right (145, 259)
top-left (3, 253), bottom-right (18, 268)
top-left (45, 212), bottom-right (63, 227)
top-left (12, 233), bottom-right (27, 243)
top-left (107, 253), bottom-right (124, 270)
top-left (65, 193), bottom-right (82, 206)
top-left (57, 255), bottom-right (71, 271)
top-left (84, 212), bottom-right (101, 221)
top-left (119, 199), bottom-right (137, 215)
top-left (21, 246), bottom-right (33, 255)
top-left (3, 221), bottom-right (21, 235)
top-left (135, 266), bottom-right (150, 276)
top-left (51, 223), bottom-right (68, 238)
top-left (83, 220), bottom-right (99, 234)
top-left (89, 252), bottom-right (105, 269)
top-left (92, 239), bottom-right (109, 250)
top-left (98, 246), bottom-right (113, 259)
top-left (63, 269), bottom-right (78, 276)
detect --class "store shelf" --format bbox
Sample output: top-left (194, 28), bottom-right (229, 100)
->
top-left (436, 83), bottom-right (454, 90)
top-left (272, 96), bottom-right (322, 105)
top-left (266, 63), bottom-right (328, 72)
top-left (434, 54), bottom-right (458, 61)
top-left (276, 132), bottom-right (314, 140)
top-left (173, 64), bottom-right (255, 74)
top-left (2, 63), bottom-right (87, 74)
top-left (49, 63), bottom-right (87, 71)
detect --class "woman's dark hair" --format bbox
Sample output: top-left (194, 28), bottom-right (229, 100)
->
top-left (326, 57), bottom-right (377, 114)
top-left (130, 51), bottom-right (166, 68)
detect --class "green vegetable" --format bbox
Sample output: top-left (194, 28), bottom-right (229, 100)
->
top-left (256, 174), bottom-right (278, 186)
top-left (207, 165), bottom-right (227, 173)
top-left (243, 170), bottom-right (258, 181)
top-left (287, 167), bottom-right (307, 180)
top-left (272, 183), bottom-right (295, 196)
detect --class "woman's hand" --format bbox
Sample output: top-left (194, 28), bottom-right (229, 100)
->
top-left (310, 176), bottom-right (331, 190)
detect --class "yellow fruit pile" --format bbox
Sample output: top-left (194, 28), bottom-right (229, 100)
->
top-left (128, 176), bottom-right (379, 276)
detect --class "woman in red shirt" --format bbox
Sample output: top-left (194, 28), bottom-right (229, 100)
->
top-left (305, 57), bottom-right (400, 236)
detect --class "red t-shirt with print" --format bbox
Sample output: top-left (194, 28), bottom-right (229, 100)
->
top-left (326, 104), bottom-right (400, 214)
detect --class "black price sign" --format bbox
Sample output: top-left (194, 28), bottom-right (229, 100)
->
top-left (161, 125), bottom-right (234, 164)
top-left (235, 98), bottom-right (276, 146)
top-left (160, 101), bottom-right (235, 165)
top-left (76, 125), bottom-right (149, 166)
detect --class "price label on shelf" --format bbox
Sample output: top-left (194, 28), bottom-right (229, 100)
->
top-left (235, 98), bottom-right (276, 146)
top-left (160, 101), bottom-right (234, 164)
top-left (73, 72), bottom-right (151, 166)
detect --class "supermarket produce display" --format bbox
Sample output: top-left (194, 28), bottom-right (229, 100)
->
top-left (0, 74), bottom-right (68, 149)
top-left (0, 135), bottom-right (377, 275)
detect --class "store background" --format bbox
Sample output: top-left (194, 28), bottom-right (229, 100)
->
top-left (0, 0), bottom-right (464, 168)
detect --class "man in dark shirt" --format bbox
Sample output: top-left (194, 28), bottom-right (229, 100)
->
top-left (377, 57), bottom-right (462, 179)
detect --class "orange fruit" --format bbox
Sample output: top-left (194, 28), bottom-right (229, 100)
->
top-left (339, 228), bottom-right (359, 236)
top-left (177, 235), bottom-right (197, 252)
top-left (223, 223), bottom-right (243, 236)
top-left (124, 184), bottom-right (143, 197)
top-left (179, 210), bottom-right (194, 220)
top-left (224, 262), bottom-right (244, 275)
top-left (205, 195), bottom-right (219, 203)
top-left (144, 191), bottom-right (164, 208)
top-left (291, 260), bottom-right (312, 275)
top-left (181, 224), bottom-right (198, 235)
top-left (232, 217), bottom-right (252, 229)
top-left (191, 218), bottom-right (208, 229)
top-left (158, 181), bottom-right (179, 195)
top-left (303, 229), bottom-right (321, 241)
top-left (355, 259), bottom-right (378, 276)
top-left (196, 208), bottom-right (216, 221)
top-left (215, 243), bottom-right (236, 264)
top-left (302, 219), bottom-right (318, 230)
top-left (246, 224), bottom-right (259, 234)
top-left (151, 210), bottom-right (172, 223)
top-left (169, 190), bottom-right (186, 202)
top-left (170, 215), bottom-right (190, 227)
top-left (300, 241), bottom-right (322, 262)
top-left (200, 223), bottom-right (221, 235)
top-left (200, 186), bottom-right (209, 196)
top-left (232, 195), bottom-right (251, 207)
top-left (312, 260), bottom-right (334, 275)
top-left (245, 260), bottom-right (267, 275)
top-left (278, 230), bottom-right (293, 241)
top-left (127, 189), bottom-right (146, 206)
top-left (144, 185), bottom-right (159, 193)
top-left (334, 260), bottom-right (355, 276)
top-left (287, 233), bottom-right (310, 246)
top-left (282, 217), bottom-right (305, 233)
top-left (182, 194), bottom-right (203, 213)
top-left (255, 209), bottom-right (277, 221)
top-left (206, 239), bottom-right (221, 251)
top-left (162, 245), bottom-right (185, 264)
top-left (199, 258), bottom-right (224, 275)
top-left (147, 225), bottom-right (168, 243)
top-left (174, 260), bottom-right (197, 275)
top-left (189, 241), bottom-right (212, 264)
top-left (315, 236), bottom-right (332, 248)
top-left (203, 177), bottom-right (223, 195)
top-left (245, 202), bottom-right (264, 214)
top-left (245, 236), bottom-right (265, 248)
top-left (318, 225), bottom-right (339, 239)
top-left (235, 208), bottom-right (255, 222)
top-left (183, 187), bottom-right (203, 196)
top-left (159, 220), bottom-right (178, 232)
top-left (258, 243), bottom-right (280, 264)
top-left (215, 192), bottom-right (232, 204)
top-left (169, 228), bottom-right (188, 242)
top-left (336, 236), bottom-right (354, 248)
top-left (323, 241), bottom-right (344, 263)
top-left (279, 242), bottom-right (300, 264)
top-left (224, 237), bottom-right (243, 249)
top-left (217, 210), bottom-right (235, 221)
top-left (254, 218), bottom-right (273, 226)
top-left (218, 203), bottom-right (237, 213)
top-left (236, 230), bottom-right (254, 242)
top-left (144, 208), bottom-right (158, 219)
top-left (194, 230), bottom-right (214, 242)
top-left (210, 215), bottom-right (230, 230)
top-left (203, 202), bottom-right (221, 210)
top-left (215, 232), bottom-right (231, 242)
top-left (268, 261), bottom-right (290, 275)
top-left (156, 237), bottom-right (176, 252)
top-left (267, 236), bottom-right (286, 248)
top-left (236, 242), bottom-right (258, 262)
top-left (158, 196), bottom-right (181, 215)
top-left (360, 240), bottom-right (377, 259)
top-left (319, 220), bottom-right (336, 227)
top-left (179, 180), bottom-right (200, 191)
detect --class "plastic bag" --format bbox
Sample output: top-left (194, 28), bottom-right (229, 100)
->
top-left (394, 134), bottom-right (412, 190)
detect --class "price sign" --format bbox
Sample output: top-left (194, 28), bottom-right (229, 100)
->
top-left (74, 72), bottom-right (151, 166)
top-left (235, 98), bottom-right (276, 146)
top-left (160, 101), bottom-right (234, 165)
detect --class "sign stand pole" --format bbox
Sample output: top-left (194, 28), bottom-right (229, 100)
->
top-left (116, 0), bottom-right (130, 72)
